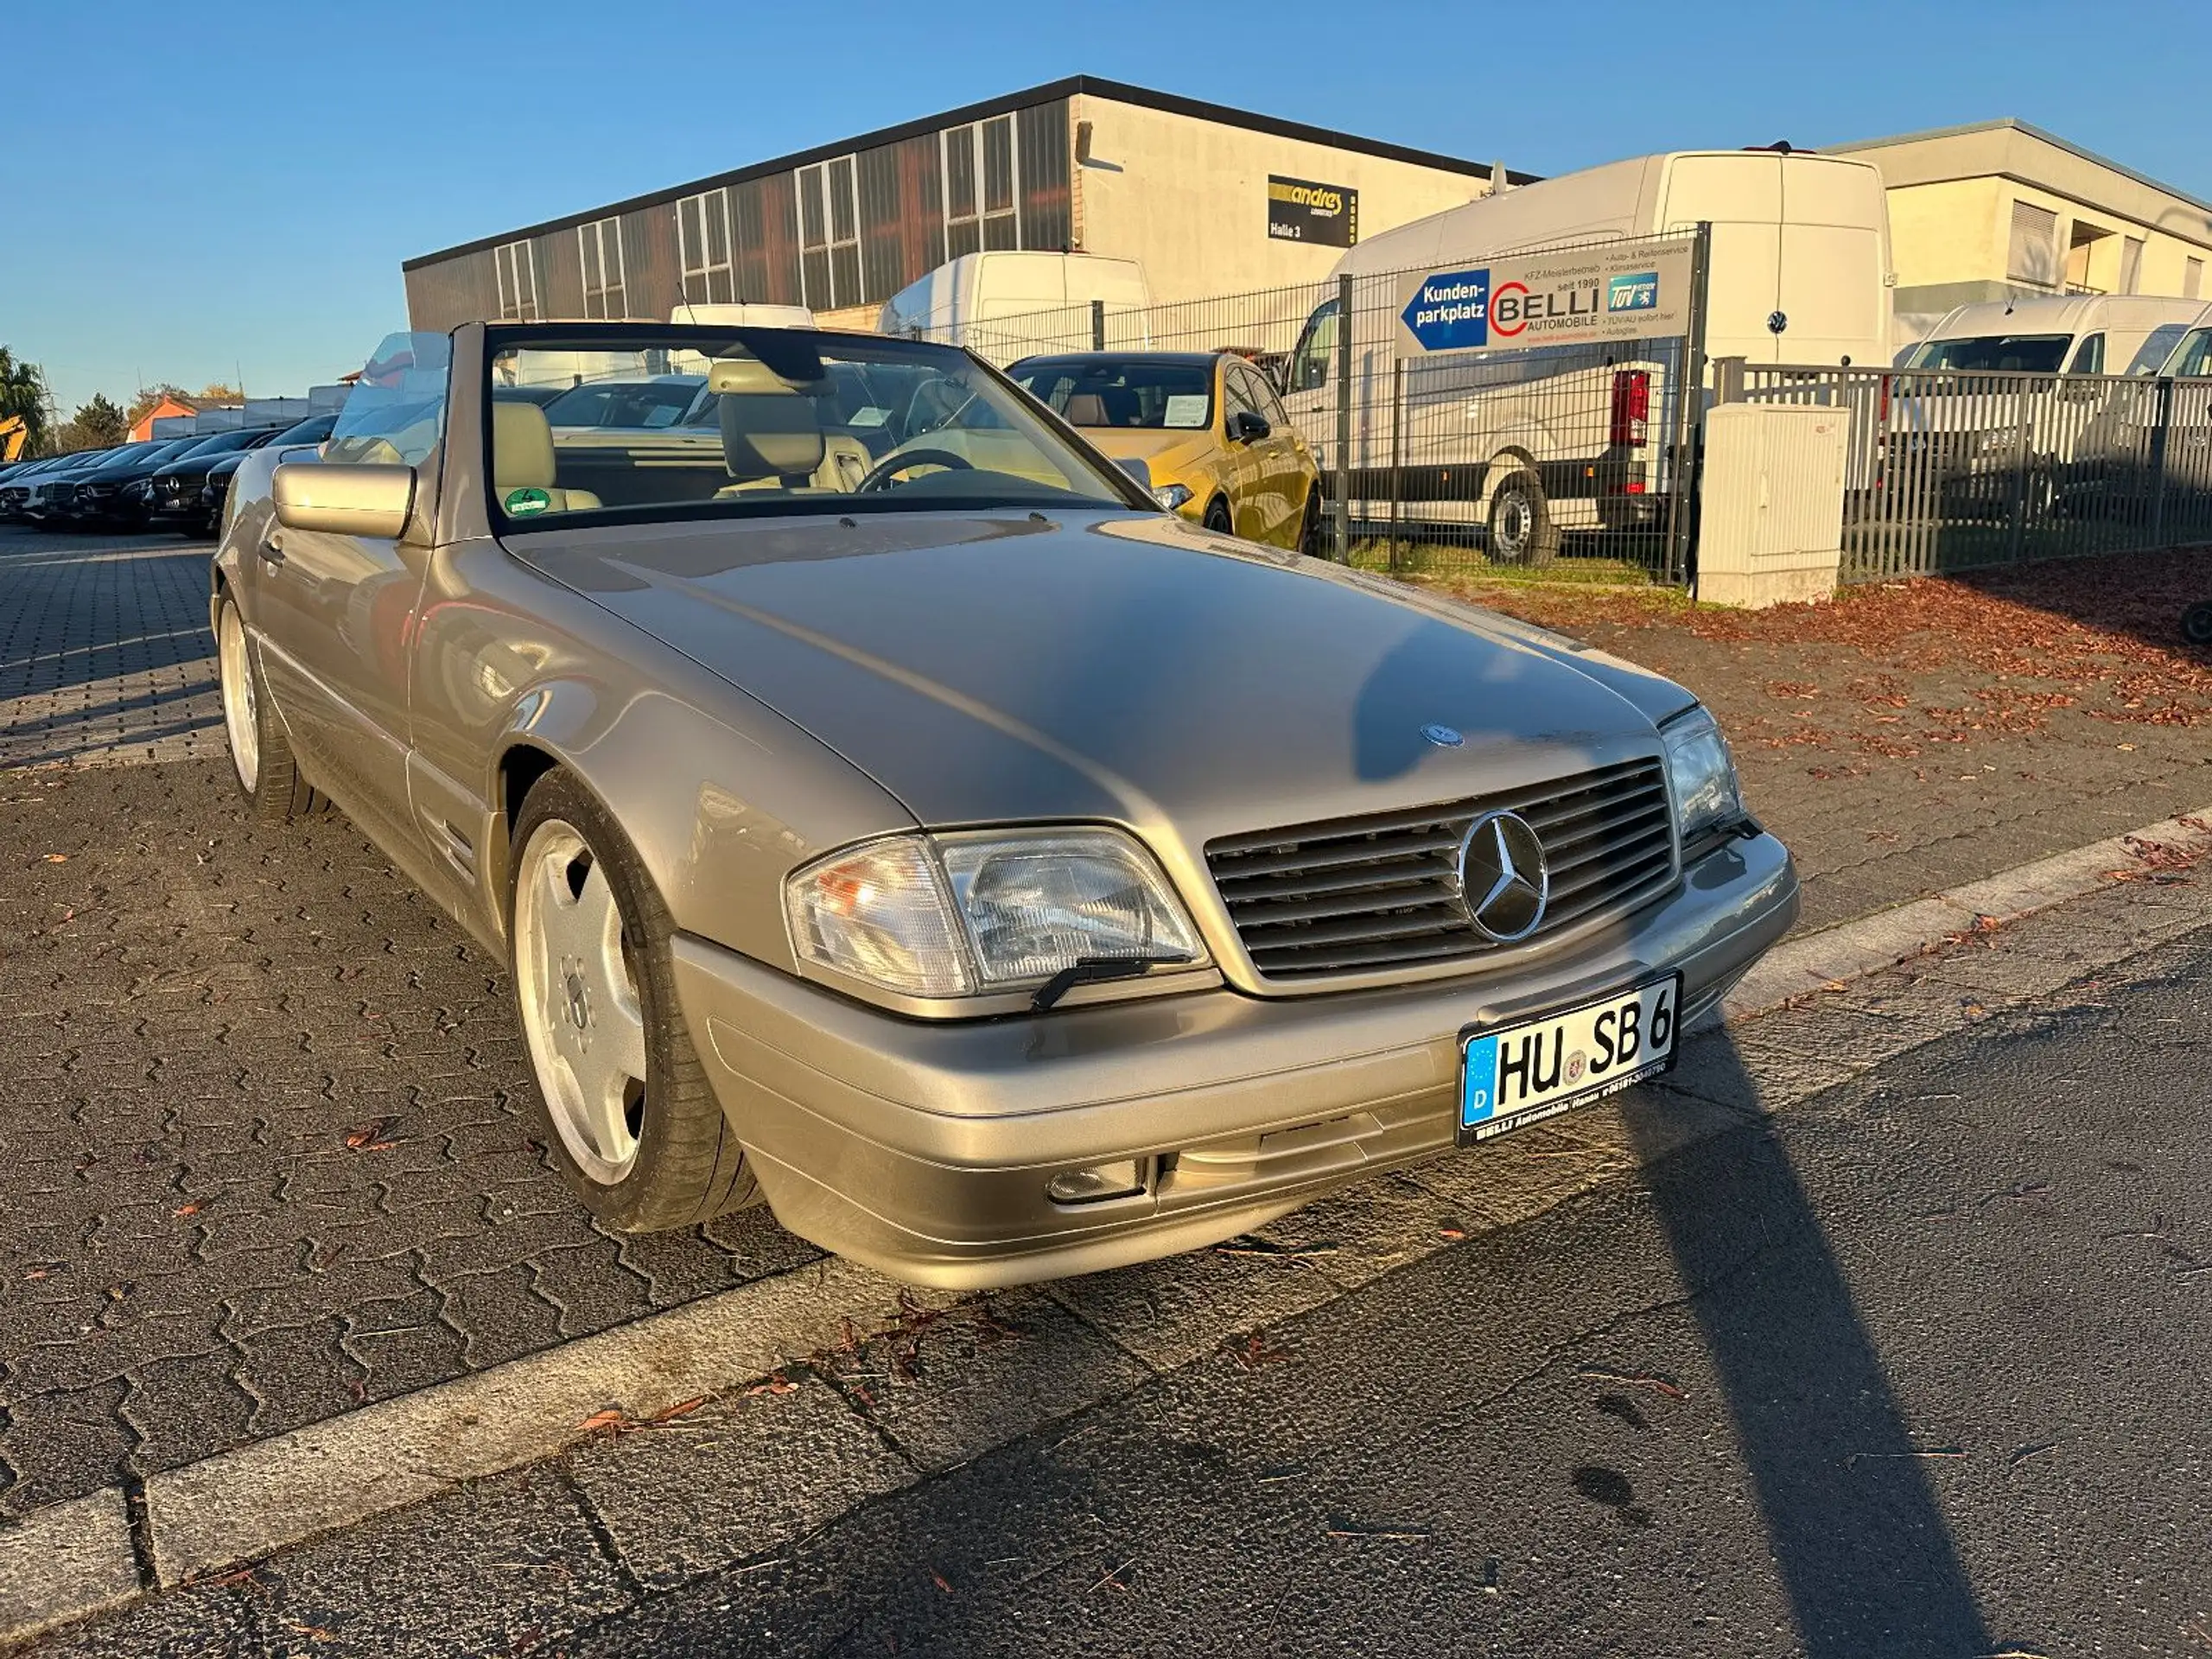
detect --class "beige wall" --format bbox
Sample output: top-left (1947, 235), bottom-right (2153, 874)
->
top-left (1834, 123), bottom-right (2212, 315)
top-left (1069, 93), bottom-right (1490, 304)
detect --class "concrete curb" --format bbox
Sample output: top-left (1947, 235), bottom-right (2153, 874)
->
top-left (1721, 804), bottom-right (2212, 1021)
top-left (8, 803), bottom-right (2211, 1648)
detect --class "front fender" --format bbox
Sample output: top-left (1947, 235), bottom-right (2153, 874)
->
top-left (408, 537), bottom-right (918, 969)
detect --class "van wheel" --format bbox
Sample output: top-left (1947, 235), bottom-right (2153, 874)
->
top-left (1487, 470), bottom-right (1558, 566)
top-left (1204, 497), bottom-right (1234, 536)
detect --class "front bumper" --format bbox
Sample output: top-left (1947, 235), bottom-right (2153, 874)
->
top-left (673, 830), bottom-right (1799, 1288)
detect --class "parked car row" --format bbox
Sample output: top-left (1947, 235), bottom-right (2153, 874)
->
top-left (0, 413), bottom-right (337, 537)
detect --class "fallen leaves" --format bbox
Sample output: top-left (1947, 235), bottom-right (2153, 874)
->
top-left (1224, 1331), bottom-right (1295, 1370)
top-left (343, 1116), bottom-right (403, 1152)
top-left (1576, 1363), bottom-right (1688, 1402)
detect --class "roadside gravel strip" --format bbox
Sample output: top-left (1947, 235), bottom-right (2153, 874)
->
top-left (4, 804), bottom-right (2210, 1648)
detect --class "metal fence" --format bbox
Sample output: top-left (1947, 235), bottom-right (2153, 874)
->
top-left (1726, 362), bottom-right (2212, 582)
top-left (901, 229), bottom-right (1711, 585)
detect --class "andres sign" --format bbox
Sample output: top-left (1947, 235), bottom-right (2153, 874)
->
top-left (1396, 238), bottom-right (1697, 354)
top-left (1268, 175), bottom-right (1359, 249)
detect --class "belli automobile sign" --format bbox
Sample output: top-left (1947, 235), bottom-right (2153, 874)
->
top-left (1396, 238), bottom-right (1696, 355)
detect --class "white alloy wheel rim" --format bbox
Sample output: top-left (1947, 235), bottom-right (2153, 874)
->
top-left (218, 605), bottom-right (259, 792)
top-left (514, 820), bottom-right (649, 1185)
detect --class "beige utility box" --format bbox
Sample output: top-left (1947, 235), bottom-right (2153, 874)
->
top-left (1695, 404), bottom-right (1849, 608)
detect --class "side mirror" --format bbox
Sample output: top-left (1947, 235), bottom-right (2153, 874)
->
top-left (1114, 456), bottom-right (1154, 491)
top-left (272, 461), bottom-right (415, 538)
top-left (1230, 410), bottom-right (1271, 443)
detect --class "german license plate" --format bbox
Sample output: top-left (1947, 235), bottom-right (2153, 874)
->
top-left (1457, 975), bottom-right (1681, 1147)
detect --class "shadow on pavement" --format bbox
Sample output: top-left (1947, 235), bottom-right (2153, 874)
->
top-left (1627, 1030), bottom-right (1992, 1657)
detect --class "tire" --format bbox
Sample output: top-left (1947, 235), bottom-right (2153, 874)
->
top-left (215, 596), bottom-right (324, 820)
top-left (1297, 490), bottom-right (1325, 558)
top-left (1204, 497), bottom-right (1234, 535)
top-left (507, 767), bottom-right (758, 1232)
top-left (1486, 468), bottom-right (1559, 566)
top-left (2183, 602), bottom-right (2212, 649)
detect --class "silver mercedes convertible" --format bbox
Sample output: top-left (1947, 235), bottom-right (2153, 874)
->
top-left (210, 321), bottom-right (1797, 1287)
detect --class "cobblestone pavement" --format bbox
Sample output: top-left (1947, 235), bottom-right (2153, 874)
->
top-left (0, 531), bottom-right (227, 772)
top-left (0, 521), bottom-right (2200, 1542)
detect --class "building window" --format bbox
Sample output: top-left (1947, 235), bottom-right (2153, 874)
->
top-left (795, 158), bottom-right (862, 311)
top-left (2188, 257), bottom-right (2206, 301)
top-left (677, 189), bottom-right (735, 306)
top-left (493, 241), bottom-right (539, 321)
top-left (2120, 236), bottom-right (2145, 296)
top-left (942, 115), bottom-right (1020, 260)
top-left (2005, 200), bottom-right (2058, 288)
top-left (578, 218), bottom-right (627, 319)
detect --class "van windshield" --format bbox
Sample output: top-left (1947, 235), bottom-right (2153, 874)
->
top-left (1907, 334), bottom-right (2071, 372)
top-left (2125, 324), bottom-right (2190, 376)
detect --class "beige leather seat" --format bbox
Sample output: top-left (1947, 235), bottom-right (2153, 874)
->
top-left (1062, 392), bottom-right (1108, 426)
top-left (493, 401), bottom-right (601, 513)
top-left (715, 387), bottom-right (872, 496)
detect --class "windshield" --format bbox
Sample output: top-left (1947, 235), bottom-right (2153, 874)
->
top-left (1009, 358), bottom-right (1216, 429)
top-left (540, 378), bottom-right (706, 429)
top-left (484, 327), bottom-right (1142, 527)
top-left (1907, 334), bottom-right (2071, 372)
top-left (2125, 324), bottom-right (2189, 376)
top-left (265, 415), bottom-right (335, 448)
top-left (2168, 328), bottom-right (2212, 379)
top-left (172, 428), bottom-right (274, 461)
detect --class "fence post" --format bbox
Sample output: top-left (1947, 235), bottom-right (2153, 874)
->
top-left (2149, 376), bottom-right (2174, 548)
top-left (2006, 381), bottom-right (2035, 563)
top-left (1711, 356), bottom-right (1746, 405)
top-left (1669, 223), bottom-right (1713, 591)
top-left (1090, 299), bottom-right (1106, 353)
top-left (1388, 359), bottom-right (1405, 575)
top-left (1333, 272), bottom-right (1353, 563)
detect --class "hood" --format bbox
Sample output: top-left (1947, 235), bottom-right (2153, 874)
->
top-left (511, 512), bottom-right (1680, 848)
top-left (1075, 429), bottom-right (1218, 472)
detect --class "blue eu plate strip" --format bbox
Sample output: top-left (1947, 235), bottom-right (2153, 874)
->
top-left (1461, 1033), bottom-right (1499, 1130)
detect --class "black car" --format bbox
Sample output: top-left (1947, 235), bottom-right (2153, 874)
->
top-left (189, 413), bottom-right (337, 537)
top-left (66, 437), bottom-right (212, 529)
top-left (21, 446), bottom-right (136, 524)
top-left (143, 423), bottom-right (301, 536)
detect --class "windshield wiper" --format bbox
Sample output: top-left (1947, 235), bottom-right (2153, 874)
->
top-left (1031, 954), bottom-right (1194, 1013)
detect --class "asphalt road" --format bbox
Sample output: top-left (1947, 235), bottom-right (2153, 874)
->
top-left (553, 927), bottom-right (2211, 1658)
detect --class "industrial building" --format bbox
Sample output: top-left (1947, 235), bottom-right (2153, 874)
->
top-left (1829, 118), bottom-right (2212, 341)
top-left (400, 77), bottom-right (1529, 333)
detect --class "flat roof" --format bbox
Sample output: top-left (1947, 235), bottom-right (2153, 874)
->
top-left (1827, 117), bottom-right (2212, 218)
top-left (405, 76), bottom-right (1536, 271)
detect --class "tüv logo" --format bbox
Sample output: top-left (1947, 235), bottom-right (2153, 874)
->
top-left (1607, 272), bottom-right (1660, 312)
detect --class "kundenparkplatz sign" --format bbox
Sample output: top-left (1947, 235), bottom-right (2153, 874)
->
top-left (1395, 238), bottom-right (1697, 355)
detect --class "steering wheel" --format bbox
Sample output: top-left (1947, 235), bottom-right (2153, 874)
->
top-left (855, 448), bottom-right (975, 493)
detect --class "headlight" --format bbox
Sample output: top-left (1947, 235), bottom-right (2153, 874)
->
top-left (1154, 483), bottom-right (1193, 512)
top-left (786, 829), bottom-right (1203, 1000)
top-left (1662, 707), bottom-right (1744, 845)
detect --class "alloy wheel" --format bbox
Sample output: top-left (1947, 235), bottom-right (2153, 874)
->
top-left (217, 604), bottom-right (259, 793)
top-left (513, 820), bottom-right (650, 1185)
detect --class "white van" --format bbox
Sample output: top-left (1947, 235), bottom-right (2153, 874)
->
top-left (1905, 295), bottom-right (2206, 378)
top-left (1278, 149), bottom-right (1893, 556)
top-left (1896, 296), bottom-right (2212, 518)
top-left (2120, 303), bottom-right (2212, 378)
top-left (879, 252), bottom-right (1152, 356)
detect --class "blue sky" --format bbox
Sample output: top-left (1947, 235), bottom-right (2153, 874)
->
top-left (3, 0), bottom-right (2205, 418)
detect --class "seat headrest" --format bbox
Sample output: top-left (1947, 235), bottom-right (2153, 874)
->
top-left (1062, 392), bottom-right (1107, 426)
top-left (493, 400), bottom-right (557, 489)
top-left (720, 390), bottom-right (825, 482)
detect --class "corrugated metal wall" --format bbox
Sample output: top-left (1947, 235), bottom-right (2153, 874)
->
top-left (403, 96), bottom-right (1072, 328)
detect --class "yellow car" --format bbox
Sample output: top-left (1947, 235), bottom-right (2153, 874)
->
top-left (1009, 351), bottom-right (1322, 553)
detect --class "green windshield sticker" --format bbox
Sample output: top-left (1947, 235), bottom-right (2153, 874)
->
top-left (505, 486), bottom-right (551, 518)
